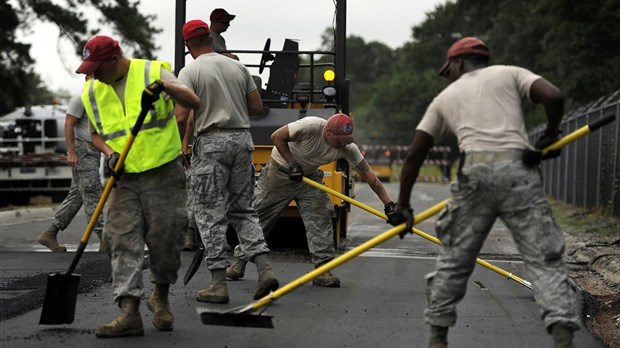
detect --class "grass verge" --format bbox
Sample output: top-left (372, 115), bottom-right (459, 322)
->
top-left (549, 198), bottom-right (620, 243)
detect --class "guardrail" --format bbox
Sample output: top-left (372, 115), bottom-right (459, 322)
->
top-left (391, 145), bottom-right (453, 183)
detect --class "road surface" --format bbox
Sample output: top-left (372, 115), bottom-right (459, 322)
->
top-left (0, 182), bottom-right (603, 347)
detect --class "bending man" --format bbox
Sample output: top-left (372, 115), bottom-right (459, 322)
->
top-left (227, 113), bottom-right (395, 287)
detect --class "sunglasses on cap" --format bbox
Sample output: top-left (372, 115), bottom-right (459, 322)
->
top-left (440, 60), bottom-right (453, 79)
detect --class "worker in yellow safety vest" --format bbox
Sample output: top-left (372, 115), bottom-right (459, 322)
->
top-left (76, 35), bottom-right (200, 338)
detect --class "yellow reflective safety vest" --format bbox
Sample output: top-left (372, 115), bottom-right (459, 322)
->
top-left (82, 59), bottom-right (180, 173)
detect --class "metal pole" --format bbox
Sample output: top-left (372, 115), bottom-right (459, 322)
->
top-left (575, 114), bottom-right (590, 207)
top-left (335, 0), bottom-right (348, 114)
top-left (174, 0), bottom-right (187, 76)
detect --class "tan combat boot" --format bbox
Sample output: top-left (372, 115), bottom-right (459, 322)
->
top-left (95, 296), bottom-right (143, 338)
top-left (312, 262), bottom-right (340, 287)
top-left (253, 253), bottom-right (279, 300)
top-left (196, 269), bottom-right (229, 303)
top-left (226, 258), bottom-right (247, 280)
top-left (146, 283), bottom-right (174, 331)
top-left (37, 230), bottom-right (67, 252)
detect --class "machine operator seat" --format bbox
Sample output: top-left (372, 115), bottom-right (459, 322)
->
top-left (262, 39), bottom-right (300, 108)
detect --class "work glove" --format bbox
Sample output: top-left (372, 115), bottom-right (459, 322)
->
top-left (535, 131), bottom-right (562, 160)
top-left (141, 80), bottom-right (165, 109)
top-left (289, 163), bottom-right (304, 182)
top-left (384, 201), bottom-right (396, 219)
top-left (104, 152), bottom-right (123, 181)
top-left (522, 131), bottom-right (562, 167)
top-left (387, 203), bottom-right (414, 239)
top-left (521, 148), bottom-right (542, 167)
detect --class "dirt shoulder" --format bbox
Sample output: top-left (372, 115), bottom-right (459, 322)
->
top-left (551, 200), bottom-right (620, 347)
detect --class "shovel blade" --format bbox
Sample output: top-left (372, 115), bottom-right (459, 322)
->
top-left (184, 248), bottom-right (204, 285)
top-left (198, 307), bottom-right (274, 328)
top-left (39, 273), bottom-right (80, 325)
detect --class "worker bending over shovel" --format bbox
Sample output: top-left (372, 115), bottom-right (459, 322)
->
top-left (388, 37), bottom-right (580, 348)
top-left (227, 113), bottom-right (396, 287)
top-left (76, 35), bottom-right (200, 337)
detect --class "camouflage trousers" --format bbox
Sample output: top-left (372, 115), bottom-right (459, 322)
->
top-left (189, 131), bottom-right (269, 270)
top-left (425, 157), bottom-right (580, 331)
top-left (233, 160), bottom-right (336, 266)
top-left (104, 158), bottom-right (186, 301)
top-left (50, 140), bottom-right (104, 238)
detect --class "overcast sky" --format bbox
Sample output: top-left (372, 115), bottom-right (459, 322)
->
top-left (19, 0), bottom-right (447, 96)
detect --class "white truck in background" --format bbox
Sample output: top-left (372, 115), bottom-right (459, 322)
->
top-left (0, 105), bottom-right (72, 206)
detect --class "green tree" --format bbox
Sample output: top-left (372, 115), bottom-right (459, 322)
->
top-left (297, 28), bottom-right (396, 128)
top-left (1, 0), bottom-right (161, 115)
top-left (535, 0), bottom-right (620, 105)
top-left (345, 35), bottom-right (395, 121)
top-left (357, 69), bottom-right (444, 144)
top-left (0, 1), bottom-right (45, 114)
top-left (362, 0), bottom-right (620, 144)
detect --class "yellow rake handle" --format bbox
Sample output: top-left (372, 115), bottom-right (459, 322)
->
top-left (301, 178), bottom-right (532, 289)
top-left (542, 114), bottom-right (616, 154)
top-left (250, 200), bottom-right (447, 311)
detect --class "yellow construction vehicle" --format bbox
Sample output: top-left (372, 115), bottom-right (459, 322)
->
top-left (175, 0), bottom-right (353, 248)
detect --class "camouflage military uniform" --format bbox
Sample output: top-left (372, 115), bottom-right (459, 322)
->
top-left (189, 131), bottom-right (269, 269)
top-left (233, 160), bottom-right (335, 266)
top-left (104, 159), bottom-right (186, 300)
top-left (48, 140), bottom-right (104, 239)
top-left (425, 156), bottom-right (580, 330)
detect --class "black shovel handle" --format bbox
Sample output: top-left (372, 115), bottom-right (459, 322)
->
top-left (589, 114), bottom-right (616, 131)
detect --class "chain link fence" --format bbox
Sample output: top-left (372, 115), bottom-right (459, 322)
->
top-left (529, 90), bottom-right (620, 216)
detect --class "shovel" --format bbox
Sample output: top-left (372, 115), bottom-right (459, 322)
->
top-left (197, 199), bottom-right (447, 328)
top-left (184, 226), bottom-right (204, 285)
top-left (39, 83), bottom-right (164, 325)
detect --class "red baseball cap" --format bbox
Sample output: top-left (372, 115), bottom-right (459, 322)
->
top-left (75, 35), bottom-right (120, 75)
top-left (210, 8), bottom-right (236, 22)
top-left (183, 19), bottom-right (211, 41)
top-left (327, 113), bottom-right (354, 143)
top-left (438, 37), bottom-right (490, 76)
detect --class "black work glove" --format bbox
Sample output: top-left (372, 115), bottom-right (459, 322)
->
top-left (104, 152), bottom-right (123, 180)
top-left (521, 149), bottom-right (542, 168)
top-left (289, 163), bottom-right (304, 182)
top-left (384, 201), bottom-right (396, 219)
top-left (387, 203), bottom-right (414, 239)
top-left (522, 131), bottom-right (562, 167)
top-left (535, 132), bottom-right (562, 160)
top-left (141, 80), bottom-right (165, 109)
